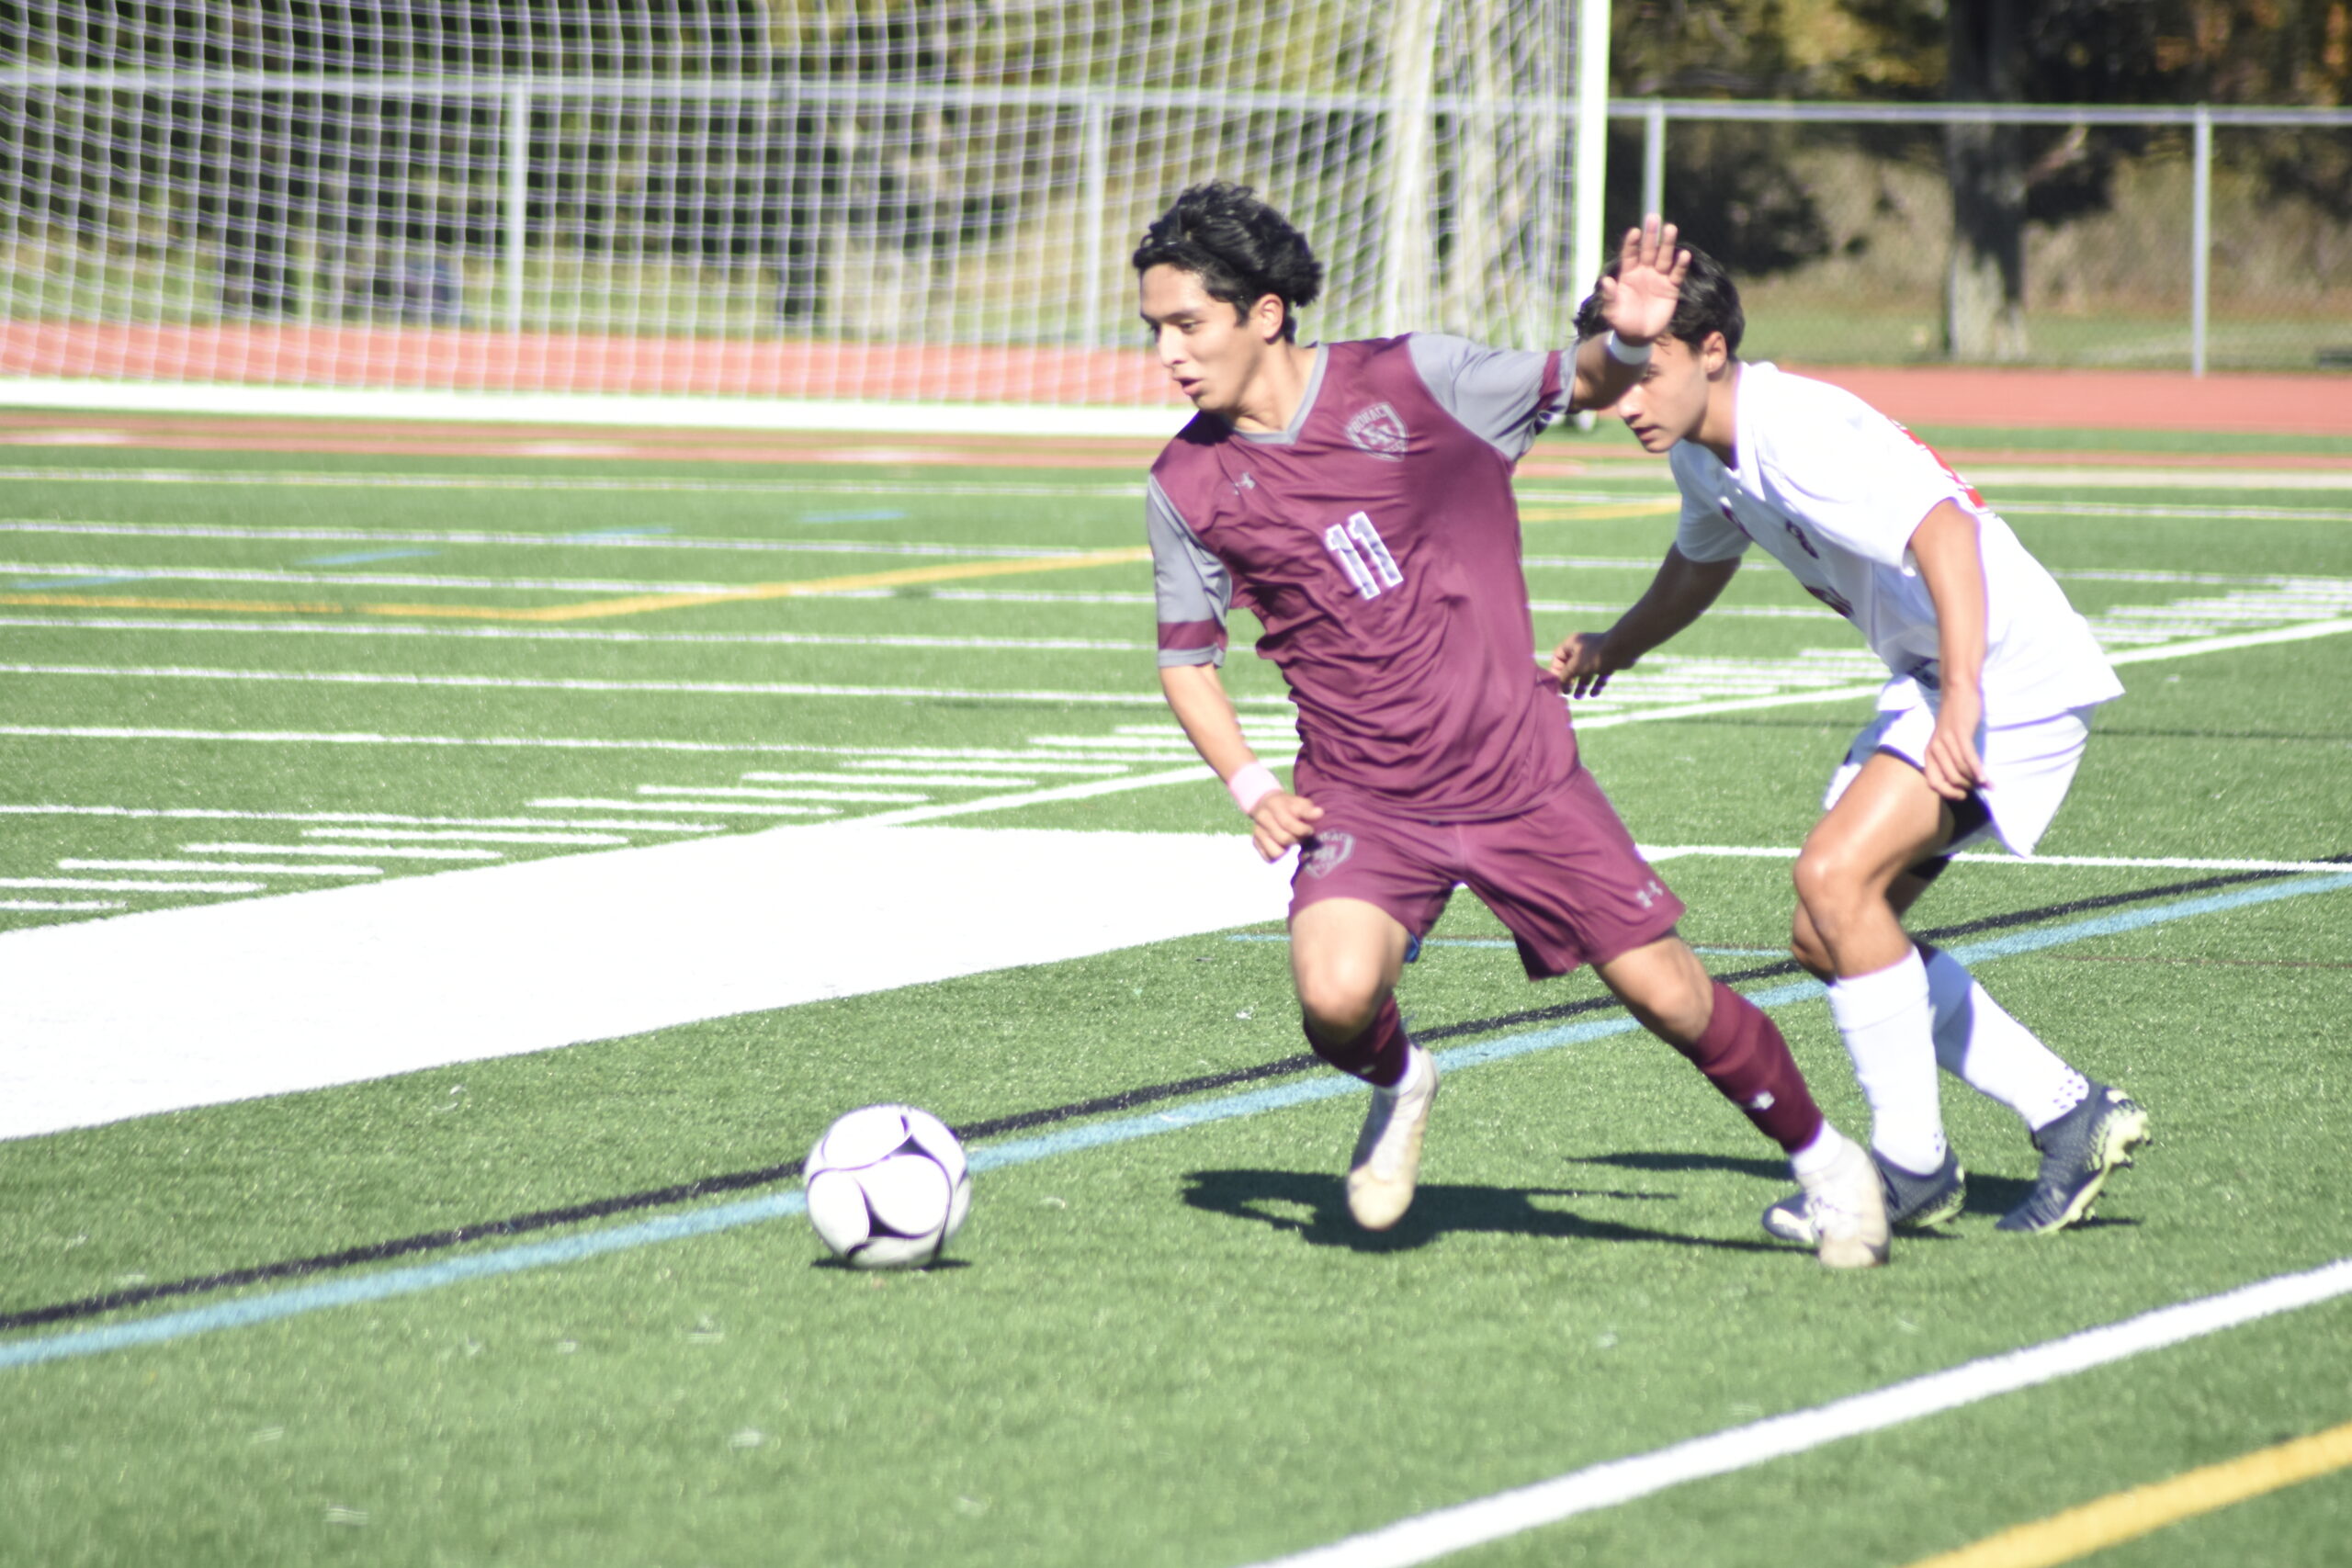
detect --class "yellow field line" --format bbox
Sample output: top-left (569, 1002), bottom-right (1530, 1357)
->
top-left (0, 547), bottom-right (1151, 625)
top-left (357, 545), bottom-right (1151, 624)
top-left (0, 592), bottom-right (346, 614)
top-left (1519, 501), bottom-right (1680, 523)
top-left (1903, 1417), bottom-right (2352, 1568)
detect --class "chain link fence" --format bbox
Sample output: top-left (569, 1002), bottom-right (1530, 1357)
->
top-left (1613, 100), bottom-right (2352, 375)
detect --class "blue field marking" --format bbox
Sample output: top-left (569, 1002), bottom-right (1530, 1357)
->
top-left (11, 573), bottom-right (149, 590)
top-left (6, 869), bottom-right (2349, 1371)
top-left (299, 547), bottom-right (444, 566)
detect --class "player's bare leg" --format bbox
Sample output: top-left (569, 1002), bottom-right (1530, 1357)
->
top-left (1289, 897), bottom-right (1432, 1231)
top-left (1595, 933), bottom-right (1887, 1269)
top-left (1791, 750), bottom-right (1956, 1190)
top-left (1786, 751), bottom-right (2145, 1235)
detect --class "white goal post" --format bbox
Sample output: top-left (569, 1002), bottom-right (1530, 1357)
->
top-left (0, 1), bottom-right (1610, 434)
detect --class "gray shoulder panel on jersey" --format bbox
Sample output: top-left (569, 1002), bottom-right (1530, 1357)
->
top-left (1146, 476), bottom-right (1231, 668)
top-left (1406, 333), bottom-right (1563, 462)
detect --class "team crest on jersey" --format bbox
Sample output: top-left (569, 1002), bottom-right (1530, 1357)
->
top-left (1344, 403), bottom-right (1409, 459)
top-left (1299, 832), bottom-right (1356, 879)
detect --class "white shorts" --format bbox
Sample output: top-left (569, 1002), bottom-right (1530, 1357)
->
top-left (1824, 701), bottom-right (2098, 857)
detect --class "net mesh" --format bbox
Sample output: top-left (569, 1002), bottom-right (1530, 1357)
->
top-left (0, 2), bottom-right (1580, 407)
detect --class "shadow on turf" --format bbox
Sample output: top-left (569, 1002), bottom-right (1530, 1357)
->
top-left (1181, 1168), bottom-right (1788, 1254)
top-left (1574, 1154), bottom-right (2142, 1232)
top-left (1566, 1150), bottom-right (1790, 1182)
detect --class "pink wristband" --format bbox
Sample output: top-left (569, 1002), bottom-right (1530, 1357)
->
top-left (1226, 761), bottom-right (1281, 816)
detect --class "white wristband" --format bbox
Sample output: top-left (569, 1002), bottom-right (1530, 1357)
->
top-left (1603, 330), bottom-right (1652, 366)
top-left (1226, 762), bottom-right (1281, 817)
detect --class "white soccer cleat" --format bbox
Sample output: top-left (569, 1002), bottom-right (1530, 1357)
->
top-left (1346, 1047), bottom-right (1437, 1232)
top-left (1798, 1135), bottom-right (1892, 1270)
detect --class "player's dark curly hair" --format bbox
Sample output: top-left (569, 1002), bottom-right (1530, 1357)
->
top-left (1574, 240), bottom-right (1745, 356)
top-left (1132, 182), bottom-right (1324, 343)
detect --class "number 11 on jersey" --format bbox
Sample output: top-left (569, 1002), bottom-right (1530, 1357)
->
top-left (1324, 511), bottom-right (1405, 600)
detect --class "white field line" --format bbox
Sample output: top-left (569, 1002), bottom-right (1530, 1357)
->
top-left (4, 464), bottom-right (2346, 498)
top-left (0, 561), bottom-right (756, 593)
top-left (0, 520), bottom-right (1113, 560)
top-left (0, 725), bottom-right (1193, 763)
top-left (2002, 501), bottom-right (2352, 524)
top-left (1950, 467), bottom-right (2352, 492)
top-left (0, 898), bottom-right (123, 911)
top-left (2102, 617), bottom-right (2352, 665)
top-left (181, 841), bottom-right (503, 862)
top-left (0, 804), bottom-right (721, 830)
top-left (526, 797), bottom-right (838, 818)
top-left (0, 665), bottom-right (1266, 706)
top-left (1639, 845), bottom-right (2352, 874)
top-left (0, 875), bottom-right (264, 893)
top-left (300, 828), bottom-right (630, 846)
top-left (0, 617), bottom-right (1153, 652)
top-left (639, 780), bottom-right (931, 804)
top-left (0, 468), bottom-right (1149, 498)
top-left (634, 784), bottom-right (928, 804)
top-left (826, 759), bottom-right (1133, 775)
top-left (737, 769), bottom-right (1054, 786)
top-left (1243, 1258), bottom-right (2352, 1568)
top-left (59, 859), bottom-right (385, 876)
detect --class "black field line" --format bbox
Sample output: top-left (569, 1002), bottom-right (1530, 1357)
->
top-left (3, 859), bottom-right (2336, 1336)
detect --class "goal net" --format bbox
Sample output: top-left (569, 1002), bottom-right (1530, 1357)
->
top-left (0, 2), bottom-right (1600, 425)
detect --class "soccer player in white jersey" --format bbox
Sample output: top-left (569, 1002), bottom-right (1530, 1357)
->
top-left (1552, 244), bottom-right (2152, 1241)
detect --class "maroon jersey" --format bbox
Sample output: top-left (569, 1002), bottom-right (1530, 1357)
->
top-left (1148, 333), bottom-right (1576, 821)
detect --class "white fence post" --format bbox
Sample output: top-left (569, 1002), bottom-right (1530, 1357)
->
top-left (2191, 103), bottom-right (2212, 378)
top-left (503, 82), bottom-right (531, 333)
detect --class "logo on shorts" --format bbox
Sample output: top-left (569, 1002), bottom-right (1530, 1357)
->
top-left (1345, 403), bottom-right (1410, 459)
top-left (1633, 878), bottom-right (1665, 909)
top-left (1299, 832), bottom-right (1356, 879)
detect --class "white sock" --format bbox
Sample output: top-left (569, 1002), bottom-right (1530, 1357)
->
top-left (1827, 948), bottom-right (1948, 1174)
top-left (1788, 1121), bottom-right (1850, 1181)
top-left (1921, 946), bottom-right (2090, 1131)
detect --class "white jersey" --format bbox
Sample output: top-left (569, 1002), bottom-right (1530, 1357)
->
top-left (1668, 361), bottom-right (2122, 722)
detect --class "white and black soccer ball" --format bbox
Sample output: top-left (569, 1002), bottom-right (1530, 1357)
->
top-left (803, 1104), bottom-right (971, 1269)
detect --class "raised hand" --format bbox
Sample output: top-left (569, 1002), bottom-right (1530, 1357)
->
top-left (1596, 215), bottom-right (1690, 346)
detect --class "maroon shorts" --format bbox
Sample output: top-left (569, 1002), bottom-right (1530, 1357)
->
top-left (1288, 764), bottom-right (1686, 979)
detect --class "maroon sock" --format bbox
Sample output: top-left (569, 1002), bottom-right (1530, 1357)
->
top-left (1675, 981), bottom-right (1824, 1154)
top-left (1301, 997), bottom-right (1412, 1088)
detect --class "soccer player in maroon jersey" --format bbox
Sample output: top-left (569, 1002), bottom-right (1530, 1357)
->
top-left (1136, 182), bottom-right (1891, 1268)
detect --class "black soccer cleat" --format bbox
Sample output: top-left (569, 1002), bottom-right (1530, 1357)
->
top-left (1996, 1083), bottom-right (2151, 1235)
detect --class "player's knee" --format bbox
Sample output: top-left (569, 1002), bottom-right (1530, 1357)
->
top-left (1790, 847), bottom-right (1864, 930)
top-left (1787, 918), bottom-right (1835, 979)
top-left (1294, 962), bottom-right (1385, 1041)
top-left (1600, 940), bottom-right (1713, 1046)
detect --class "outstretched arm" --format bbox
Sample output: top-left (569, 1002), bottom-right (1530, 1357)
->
top-left (1569, 214), bottom-right (1690, 413)
top-left (1905, 499), bottom-right (1990, 801)
top-left (1159, 661), bottom-right (1323, 862)
top-left (1549, 546), bottom-right (1740, 697)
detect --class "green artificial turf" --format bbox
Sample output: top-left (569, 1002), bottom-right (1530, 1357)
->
top-left (0, 421), bottom-right (2348, 1567)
